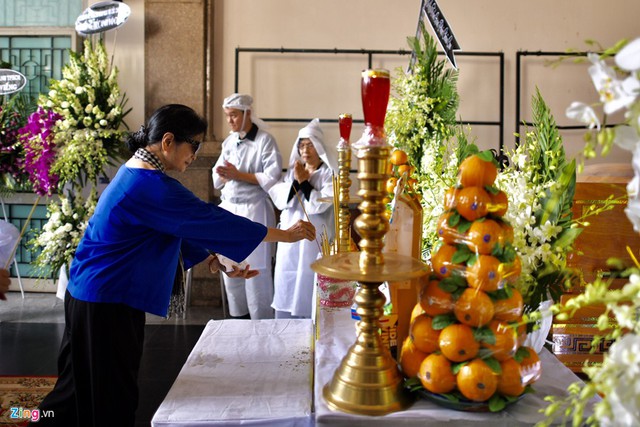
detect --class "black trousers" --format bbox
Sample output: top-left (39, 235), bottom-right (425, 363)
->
top-left (32, 291), bottom-right (145, 427)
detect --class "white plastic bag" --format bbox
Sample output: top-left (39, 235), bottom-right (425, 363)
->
top-left (0, 220), bottom-right (20, 269)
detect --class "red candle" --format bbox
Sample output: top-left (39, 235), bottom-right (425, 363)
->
top-left (361, 69), bottom-right (390, 128)
top-left (338, 113), bottom-right (353, 141)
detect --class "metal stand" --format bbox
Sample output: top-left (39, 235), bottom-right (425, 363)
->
top-left (0, 196), bottom-right (24, 298)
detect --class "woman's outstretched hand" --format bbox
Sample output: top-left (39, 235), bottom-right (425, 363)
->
top-left (285, 220), bottom-right (316, 242)
top-left (206, 254), bottom-right (259, 279)
top-left (226, 264), bottom-right (259, 279)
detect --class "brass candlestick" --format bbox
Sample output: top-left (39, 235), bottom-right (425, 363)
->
top-left (337, 113), bottom-right (353, 253)
top-left (312, 69), bottom-right (428, 415)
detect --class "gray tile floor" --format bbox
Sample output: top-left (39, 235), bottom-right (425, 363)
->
top-left (0, 291), bottom-right (224, 427)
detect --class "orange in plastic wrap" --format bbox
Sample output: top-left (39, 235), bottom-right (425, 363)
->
top-left (390, 149), bottom-right (408, 166)
top-left (467, 255), bottom-right (503, 292)
top-left (516, 323), bottom-right (528, 347)
top-left (439, 323), bottom-right (479, 362)
top-left (466, 218), bottom-right (504, 255)
top-left (430, 243), bottom-right (462, 278)
top-left (496, 357), bottom-right (526, 397)
top-left (454, 288), bottom-right (494, 327)
top-left (386, 176), bottom-right (398, 194)
top-left (493, 287), bottom-right (524, 322)
top-left (410, 313), bottom-right (441, 354)
top-left (410, 301), bottom-right (425, 323)
top-left (419, 279), bottom-right (454, 316)
top-left (481, 320), bottom-right (518, 361)
top-left (519, 346), bottom-right (542, 385)
top-left (500, 256), bottom-right (522, 285)
top-left (410, 150), bottom-right (543, 405)
top-left (444, 186), bottom-right (458, 210)
top-left (399, 337), bottom-right (429, 378)
top-left (459, 154), bottom-right (498, 188)
top-left (497, 220), bottom-right (514, 246)
top-left (456, 358), bottom-right (499, 402)
top-left (397, 164), bottom-right (414, 177)
top-left (455, 186), bottom-right (491, 221)
top-left (436, 211), bottom-right (460, 245)
top-left (418, 353), bottom-right (456, 394)
top-left (488, 189), bottom-right (509, 217)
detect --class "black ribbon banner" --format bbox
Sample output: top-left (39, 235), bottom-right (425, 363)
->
top-left (420, 0), bottom-right (461, 69)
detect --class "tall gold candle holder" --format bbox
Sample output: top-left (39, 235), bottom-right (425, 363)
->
top-left (312, 69), bottom-right (428, 415)
top-left (337, 113), bottom-right (353, 253)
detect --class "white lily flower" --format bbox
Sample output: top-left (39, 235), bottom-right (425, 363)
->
top-left (615, 37), bottom-right (640, 72)
top-left (566, 101), bottom-right (601, 129)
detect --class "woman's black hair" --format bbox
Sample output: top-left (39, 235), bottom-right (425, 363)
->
top-left (125, 104), bottom-right (208, 152)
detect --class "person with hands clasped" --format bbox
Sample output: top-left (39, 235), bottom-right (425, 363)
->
top-left (269, 119), bottom-right (337, 318)
top-left (34, 104), bottom-right (314, 427)
top-left (212, 94), bottom-right (283, 320)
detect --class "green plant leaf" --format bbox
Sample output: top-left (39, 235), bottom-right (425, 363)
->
top-left (432, 313), bottom-right (457, 330)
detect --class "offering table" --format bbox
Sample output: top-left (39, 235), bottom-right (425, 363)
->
top-left (152, 306), bottom-right (594, 426)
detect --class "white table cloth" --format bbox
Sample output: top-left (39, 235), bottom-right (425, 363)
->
top-left (315, 306), bottom-right (596, 426)
top-left (151, 319), bottom-right (314, 427)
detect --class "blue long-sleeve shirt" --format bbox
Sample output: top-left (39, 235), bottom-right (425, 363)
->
top-left (67, 165), bottom-right (266, 316)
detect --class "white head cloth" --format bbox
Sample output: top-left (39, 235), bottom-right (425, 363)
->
top-left (289, 118), bottom-right (338, 173)
top-left (222, 93), bottom-right (269, 132)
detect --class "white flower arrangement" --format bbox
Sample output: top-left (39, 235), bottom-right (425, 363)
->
top-left (30, 188), bottom-right (97, 277)
top-left (44, 38), bottom-right (129, 187)
top-left (385, 21), bottom-right (467, 257)
top-left (497, 89), bottom-right (608, 311)
top-left (29, 37), bottom-right (129, 278)
top-left (533, 37), bottom-right (640, 427)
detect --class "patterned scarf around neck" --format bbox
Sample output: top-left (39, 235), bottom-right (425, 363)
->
top-left (133, 148), bottom-right (165, 173)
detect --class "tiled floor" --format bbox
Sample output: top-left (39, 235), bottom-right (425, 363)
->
top-left (0, 291), bottom-right (224, 427)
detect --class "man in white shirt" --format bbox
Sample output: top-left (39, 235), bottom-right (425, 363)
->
top-left (212, 94), bottom-right (282, 319)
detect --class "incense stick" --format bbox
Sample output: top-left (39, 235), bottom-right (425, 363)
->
top-left (332, 173), bottom-right (339, 253)
top-left (293, 186), bottom-right (323, 254)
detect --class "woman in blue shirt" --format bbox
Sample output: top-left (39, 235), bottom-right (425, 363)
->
top-left (35, 104), bottom-right (315, 427)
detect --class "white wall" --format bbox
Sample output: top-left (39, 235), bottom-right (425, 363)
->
top-left (212, 0), bottom-right (640, 171)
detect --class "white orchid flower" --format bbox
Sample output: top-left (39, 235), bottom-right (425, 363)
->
top-left (588, 53), bottom-right (636, 114)
top-left (625, 198), bottom-right (640, 233)
top-left (566, 101), bottom-right (601, 129)
top-left (627, 175), bottom-right (639, 199)
top-left (615, 37), bottom-right (640, 72)
top-left (613, 125), bottom-right (640, 151)
top-left (621, 73), bottom-right (640, 97)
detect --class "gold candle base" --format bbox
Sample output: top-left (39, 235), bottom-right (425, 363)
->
top-left (313, 253), bottom-right (426, 415)
top-left (324, 283), bottom-right (409, 415)
top-left (311, 140), bottom-right (428, 416)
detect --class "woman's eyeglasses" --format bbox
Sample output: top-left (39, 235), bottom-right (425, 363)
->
top-left (185, 138), bottom-right (202, 155)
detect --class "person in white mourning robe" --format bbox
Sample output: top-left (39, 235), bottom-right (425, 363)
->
top-left (212, 94), bottom-right (282, 319)
top-left (269, 119), bottom-right (337, 318)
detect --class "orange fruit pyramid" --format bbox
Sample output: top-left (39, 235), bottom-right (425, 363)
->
top-left (400, 151), bottom-right (539, 408)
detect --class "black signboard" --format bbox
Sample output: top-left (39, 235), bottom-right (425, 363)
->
top-left (422, 0), bottom-right (461, 69)
top-left (0, 69), bottom-right (27, 95)
top-left (75, 1), bottom-right (131, 36)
